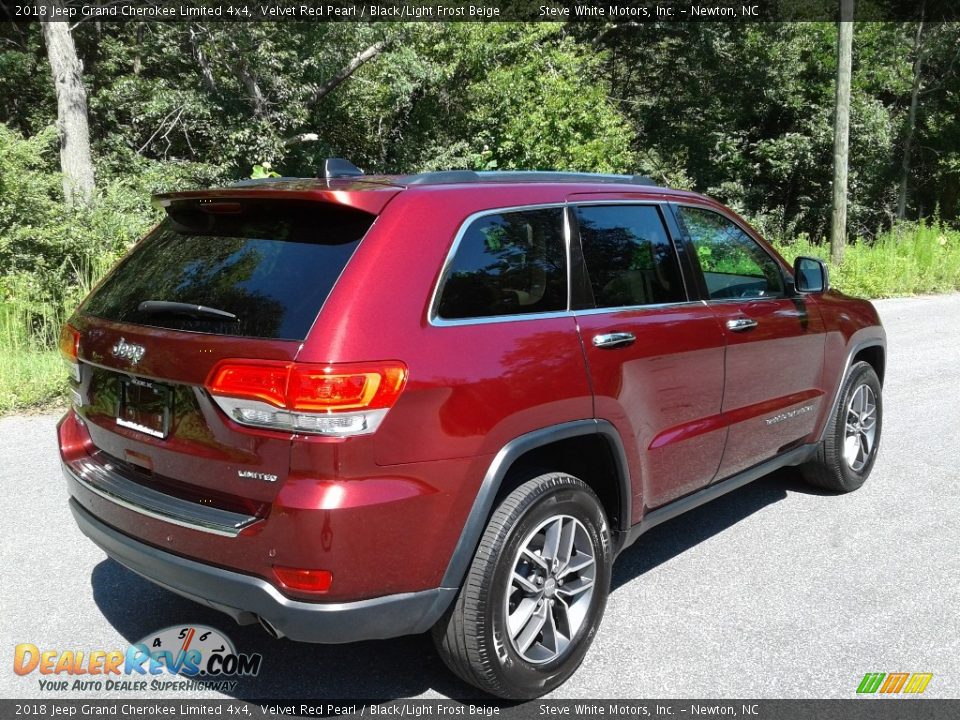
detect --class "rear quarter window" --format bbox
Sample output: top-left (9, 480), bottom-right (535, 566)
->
top-left (81, 200), bottom-right (373, 340)
top-left (436, 207), bottom-right (567, 321)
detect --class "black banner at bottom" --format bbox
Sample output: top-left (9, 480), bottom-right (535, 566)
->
top-left (1, 699), bottom-right (958, 720)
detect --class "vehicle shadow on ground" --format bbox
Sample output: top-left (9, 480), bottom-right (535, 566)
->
top-left (91, 466), bottom-right (826, 702)
top-left (611, 465), bottom-right (828, 592)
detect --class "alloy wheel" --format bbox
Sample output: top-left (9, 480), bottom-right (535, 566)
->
top-left (504, 514), bottom-right (597, 664)
top-left (843, 384), bottom-right (878, 472)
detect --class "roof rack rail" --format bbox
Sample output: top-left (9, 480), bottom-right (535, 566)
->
top-left (406, 170), bottom-right (481, 185)
top-left (401, 170), bottom-right (660, 187)
top-left (319, 158), bottom-right (364, 179)
top-left (228, 176), bottom-right (303, 188)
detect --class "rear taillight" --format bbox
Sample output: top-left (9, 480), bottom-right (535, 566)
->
top-left (288, 363), bottom-right (406, 411)
top-left (207, 362), bottom-right (288, 407)
top-left (58, 324), bottom-right (80, 382)
top-left (206, 360), bottom-right (407, 437)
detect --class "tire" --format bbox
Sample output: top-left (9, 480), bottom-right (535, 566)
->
top-left (433, 472), bottom-right (612, 699)
top-left (802, 360), bottom-right (882, 492)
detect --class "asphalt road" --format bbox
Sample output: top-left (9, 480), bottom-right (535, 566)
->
top-left (1, 294), bottom-right (958, 702)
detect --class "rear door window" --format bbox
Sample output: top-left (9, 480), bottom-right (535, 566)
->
top-left (575, 204), bottom-right (686, 308)
top-left (81, 200), bottom-right (373, 340)
top-left (436, 208), bottom-right (567, 320)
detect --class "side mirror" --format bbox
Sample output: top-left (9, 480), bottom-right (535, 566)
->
top-left (793, 256), bottom-right (829, 294)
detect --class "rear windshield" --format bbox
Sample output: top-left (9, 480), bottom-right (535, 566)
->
top-left (81, 200), bottom-right (374, 340)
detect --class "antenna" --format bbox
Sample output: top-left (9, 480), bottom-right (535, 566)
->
top-left (319, 158), bottom-right (364, 179)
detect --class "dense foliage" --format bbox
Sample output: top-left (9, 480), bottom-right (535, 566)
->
top-left (1, 20), bottom-right (960, 411)
top-left (4, 21), bottom-right (960, 251)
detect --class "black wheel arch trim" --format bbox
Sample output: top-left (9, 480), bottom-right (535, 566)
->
top-left (819, 334), bottom-right (886, 443)
top-left (439, 419), bottom-right (632, 590)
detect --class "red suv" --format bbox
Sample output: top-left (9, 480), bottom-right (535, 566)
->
top-left (59, 163), bottom-right (885, 698)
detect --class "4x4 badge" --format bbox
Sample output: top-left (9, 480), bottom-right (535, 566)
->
top-left (111, 337), bottom-right (145, 364)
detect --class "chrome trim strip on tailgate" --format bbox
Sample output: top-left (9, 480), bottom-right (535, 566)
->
top-left (63, 456), bottom-right (258, 538)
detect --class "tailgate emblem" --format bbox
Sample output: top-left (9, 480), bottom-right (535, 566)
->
top-left (111, 337), bottom-right (145, 364)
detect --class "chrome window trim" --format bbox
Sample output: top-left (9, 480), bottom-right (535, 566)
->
top-left (697, 296), bottom-right (792, 306)
top-left (428, 200), bottom-right (701, 327)
top-left (428, 202), bottom-right (571, 328)
top-left (431, 310), bottom-right (575, 327)
top-left (571, 299), bottom-right (706, 317)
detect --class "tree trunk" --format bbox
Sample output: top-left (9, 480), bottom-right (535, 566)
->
top-left (830, 0), bottom-right (854, 264)
top-left (41, 0), bottom-right (96, 205)
top-left (189, 26), bottom-right (218, 95)
top-left (897, 18), bottom-right (925, 220)
top-left (310, 41), bottom-right (389, 106)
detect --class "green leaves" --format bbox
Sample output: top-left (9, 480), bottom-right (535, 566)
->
top-left (250, 162), bottom-right (280, 179)
top-left (460, 29), bottom-right (635, 173)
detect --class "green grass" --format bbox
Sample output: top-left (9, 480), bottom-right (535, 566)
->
top-left (1, 219), bottom-right (959, 415)
top-left (0, 349), bottom-right (65, 414)
top-left (0, 299), bottom-right (68, 414)
top-left (773, 220), bottom-right (960, 298)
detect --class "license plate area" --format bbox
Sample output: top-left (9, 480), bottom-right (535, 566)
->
top-left (117, 377), bottom-right (172, 439)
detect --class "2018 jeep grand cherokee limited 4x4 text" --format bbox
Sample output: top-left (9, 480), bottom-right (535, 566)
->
top-left (59, 164), bottom-right (885, 698)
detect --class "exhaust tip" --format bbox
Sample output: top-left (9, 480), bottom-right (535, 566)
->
top-left (257, 615), bottom-right (284, 640)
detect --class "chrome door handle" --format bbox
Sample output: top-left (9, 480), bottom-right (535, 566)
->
top-left (592, 332), bottom-right (636, 349)
top-left (726, 318), bottom-right (758, 332)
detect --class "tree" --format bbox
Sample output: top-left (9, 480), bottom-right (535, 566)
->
top-left (40, 0), bottom-right (95, 205)
top-left (453, 26), bottom-right (636, 173)
top-left (897, 13), bottom-right (925, 219)
top-left (830, 1), bottom-right (854, 263)
top-left (893, 14), bottom-right (960, 221)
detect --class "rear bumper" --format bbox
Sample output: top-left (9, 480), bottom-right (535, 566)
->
top-left (59, 408), bottom-right (476, 604)
top-left (70, 499), bottom-right (455, 643)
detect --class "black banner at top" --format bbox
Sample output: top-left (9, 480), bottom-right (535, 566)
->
top-left (3, 0), bottom-right (960, 23)
top-left (1, 699), bottom-right (960, 720)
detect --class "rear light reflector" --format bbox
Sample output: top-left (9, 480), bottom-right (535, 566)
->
top-left (272, 566), bottom-right (332, 593)
top-left (58, 324), bottom-right (81, 382)
top-left (206, 360), bottom-right (407, 436)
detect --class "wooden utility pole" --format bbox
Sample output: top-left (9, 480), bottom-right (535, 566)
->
top-left (41, 0), bottom-right (96, 205)
top-left (830, 0), bottom-right (855, 264)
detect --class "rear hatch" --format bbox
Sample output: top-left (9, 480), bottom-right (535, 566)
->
top-left (67, 191), bottom-right (389, 512)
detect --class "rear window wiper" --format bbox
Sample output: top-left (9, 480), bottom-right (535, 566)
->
top-left (137, 300), bottom-right (238, 321)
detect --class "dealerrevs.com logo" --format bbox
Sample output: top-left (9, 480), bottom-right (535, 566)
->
top-left (13, 625), bottom-right (262, 693)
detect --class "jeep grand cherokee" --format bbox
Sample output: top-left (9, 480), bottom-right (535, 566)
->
top-left (59, 162), bottom-right (885, 698)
